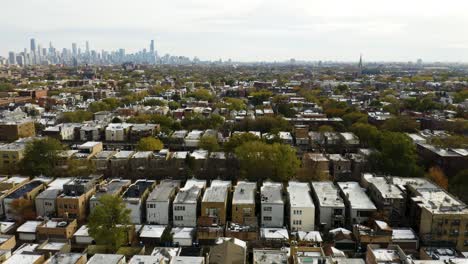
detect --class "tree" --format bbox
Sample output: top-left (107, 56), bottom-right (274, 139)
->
top-left (318, 125), bottom-right (334, 133)
top-left (136, 137), bottom-right (164, 151)
top-left (19, 137), bottom-right (64, 176)
top-left (199, 136), bottom-right (220, 152)
top-left (382, 116), bottom-right (418, 133)
top-left (450, 169), bottom-right (468, 203)
top-left (250, 89), bottom-right (273, 105)
top-left (277, 103), bottom-right (297, 118)
top-left (370, 132), bottom-right (423, 177)
top-left (224, 98), bottom-right (246, 111)
top-left (224, 133), bottom-right (261, 152)
top-left (425, 166), bottom-right (448, 190)
top-left (342, 111), bottom-right (367, 128)
top-left (61, 110), bottom-right (93, 123)
top-left (0, 82), bottom-right (14, 92)
top-left (88, 195), bottom-right (131, 252)
top-left (55, 159), bottom-right (96, 178)
top-left (235, 141), bottom-right (300, 182)
top-left (351, 123), bottom-right (380, 147)
top-left (188, 88), bottom-right (214, 102)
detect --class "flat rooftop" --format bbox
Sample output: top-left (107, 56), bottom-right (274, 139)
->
top-left (287, 181), bottom-right (314, 208)
top-left (338, 182), bottom-right (376, 211)
top-left (232, 181), bottom-right (256, 204)
top-left (261, 182), bottom-right (284, 204)
top-left (311, 181), bottom-right (345, 208)
top-left (122, 180), bottom-right (155, 199)
top-left (202, 180), bottom-right (231, 203)
top-left (147, 180), bottom-right (181, 202)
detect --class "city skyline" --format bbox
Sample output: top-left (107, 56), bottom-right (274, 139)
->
top-left (2, 0), bottom-right (468, 62)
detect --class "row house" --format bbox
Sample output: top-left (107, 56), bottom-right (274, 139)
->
top-left (311, 181), bottom-right (345, 231)
top-left (287, 181), bottom-right (315, 232)
top-left (56, 175), bottom-right (101, 221)
top-left (260, 182), bottom-right (284, 228)
top-left (338, 182), bottom-right (377, 227)
top-left (146, 180), bottom-right (181, 225)
top-left (173, 179), bottom-right (206, 227)
top-left (122, 179), bottom-right (156, 224)
top-left (89, 179), bottom-right (131, 212)
top-left (35, 178), bottom-right (73, 217)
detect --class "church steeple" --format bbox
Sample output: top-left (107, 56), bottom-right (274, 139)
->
top-left (358, 54), bottom-right (363, 76)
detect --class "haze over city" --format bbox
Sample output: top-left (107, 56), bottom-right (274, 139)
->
top-left (2, 0), bottom-right (468, 62)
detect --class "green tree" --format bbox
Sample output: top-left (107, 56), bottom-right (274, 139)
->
top-left (318, 125), bottom-right (335, 133)
top-left (224, 98), bottom-right (247, 111)
top-left (224, 133), bottom-right (261, 152)
top-left (136, 137), bottom-right (164, 151)
top-left (198, 136), bottom-right (220, 152)
top-left (61, 110), bottom-right (93, 123)
top-left (188, 88), bottom-right (214, 102)
top-left (19, 138), bottom-right (64, 176)
top-left (342, 111), bottom-right (367, 127)
top-left (88, 195), bottom-right (131, 252)
top-left (351, 123), bottom-right (380, 147)
top-left (370, 132), bottom-right (423, 177)
top-left (449, 169), bottom-right (468, 203)
top-left (250, 89), bottom-right (273, 105)
top-left (0, 82), bottom-right (14, 92)
top-left (235, 141), bottom-right (300, 182)
top-left (382, 116), bottom-right (419, 133)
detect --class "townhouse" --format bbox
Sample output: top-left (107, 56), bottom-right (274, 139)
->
top-left (338, 182), bottom-right (377, 227)
top-left (287, 181), bottom-right (315, 232)
top-left (146, 180), bottom-right (181, 225)
top-left (173, 178), bottom-right (206, 227)
top-left (122, 179), bottom-right (156, 224)
top-left (311, 181), bottom-right (346, 231)
top-left (260, 182), bottom-right (284, 228)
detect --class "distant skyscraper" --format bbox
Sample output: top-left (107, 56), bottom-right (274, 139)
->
top-left (86, 41), bottom-right (90, 54)
top-left (72, 43), bottom-right (77, 56)
top-left (358, 54), bottom-right (363, 75)
top-left (8, 52), bottom-right (16, 65)
top-left (30, 38), bottom-right (36, 52)
top-left (150, 40), bottom-right (155, 54)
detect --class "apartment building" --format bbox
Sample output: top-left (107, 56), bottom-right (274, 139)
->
top-left (260, 182), bottom-right (284, 228)
top-left (232, 181), bottom-right (257, 225)
top-left (89, 179), bottom-right (131, 212)
top-left (0, 118), bottom-right (35, 141)
top-left (0, 142), bottom-right (26, 171)
top-left (3, 179), bottom-right (48, 220)
top-left (146, 180), bottom-right (181, 225)
top-left (56, 176), bottom-right (100, 221)
top-left (122, 179), bottom-right (156, 224)
top-left (311, 181), bottom-right (345, 230)
top-left (338, 182), bottom-right (377, 227)
top-left (173, 178), bottom-right (206, 227)
top-left (363, 174), bottom-right (406, 225)
top-left (35, 178), bottom-right (73, 217)
top-left (105, 123), bottom-right (132, 141)
top-left (287, 181), bottom-right (315, 232)
top-left (201, 180), bottom-right (232, 225)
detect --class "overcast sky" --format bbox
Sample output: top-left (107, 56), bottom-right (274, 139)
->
top-left (2, 0), bottom-right (468, 62)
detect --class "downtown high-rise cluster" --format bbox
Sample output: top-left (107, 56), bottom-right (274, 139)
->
top-left (3, 38), bottom-right (197, 66)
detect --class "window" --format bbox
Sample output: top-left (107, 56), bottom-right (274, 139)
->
top-left (148, 204), bottom-right (155, 209)
top-left (293, 220), bottom-right (302, 225)
top-left (263, 216), bottom-right (272, 221)
top-left (293, 210), bottom-right (302, 215)
top-left (263, 206), bottom-right (272, 212)
top-left (452, 220), bottom-right (461, 226)
top-left (464, 240), bottom-right (468, 246)
top-left (174, 205), bottom-right (185, 211)
top-left (334, 209), bottom-right (343, 215)
top-left (174, 216), bottom-right (183, 221)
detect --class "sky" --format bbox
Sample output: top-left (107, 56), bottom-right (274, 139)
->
top-left (2, 0), bottom-right (468, 62)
